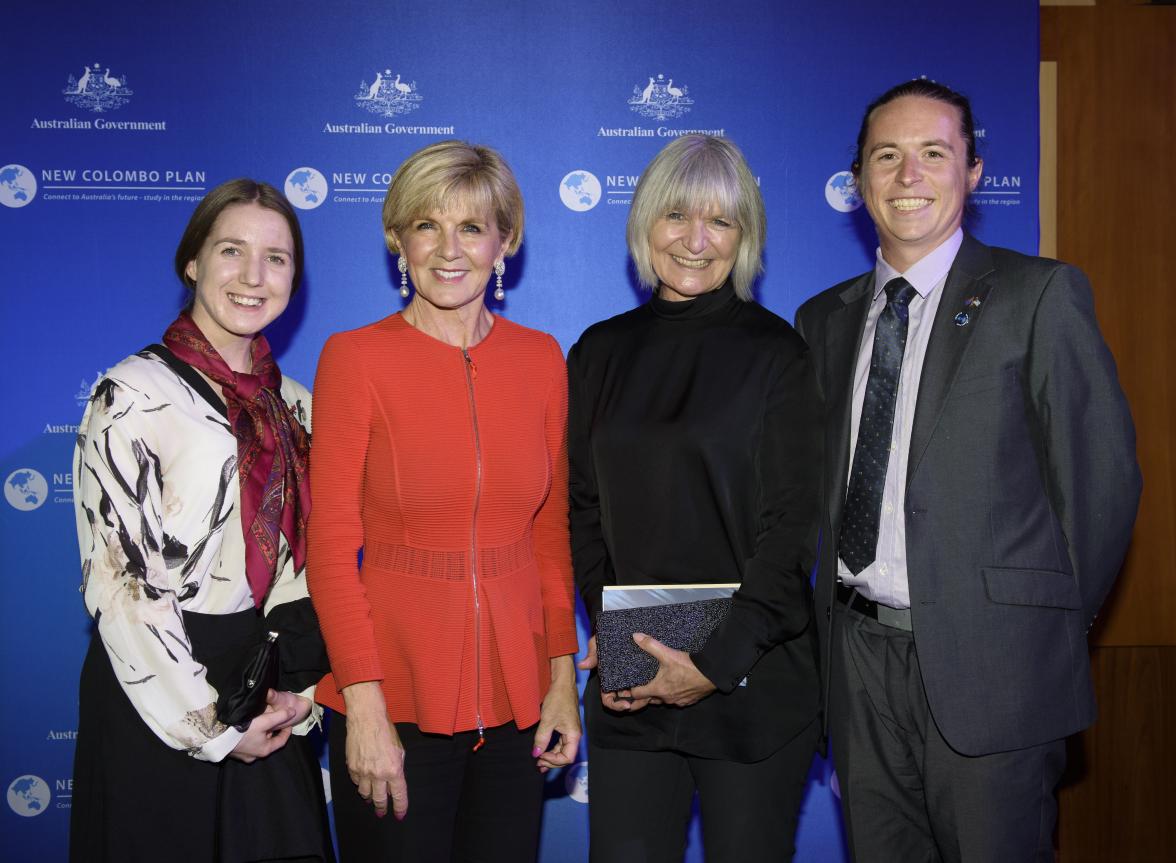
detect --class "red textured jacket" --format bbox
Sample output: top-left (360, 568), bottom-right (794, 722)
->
top-left (307, 313), bottom-right (578, 734)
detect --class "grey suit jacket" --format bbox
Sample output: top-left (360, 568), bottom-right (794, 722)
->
top-left (795, 234), bottom-right (1141, 756)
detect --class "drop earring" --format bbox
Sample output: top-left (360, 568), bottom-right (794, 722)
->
top-left (493, 260), bottom-right (505, 301)
top-left (398, 256), bottom-right (410, 298)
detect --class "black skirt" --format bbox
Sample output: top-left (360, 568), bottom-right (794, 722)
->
top-left (70, 608), bottom-right (334, 863)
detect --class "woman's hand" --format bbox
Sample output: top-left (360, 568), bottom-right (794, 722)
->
top-left (607, 633), bottom-right (717, 713)
top-left (584, 632), bottom-right (656, 713)
top-left (586, 631), bottom-right (710, 713)
top-left (227, 698), bottom-right (296, 763)
top-left (581, 635), bottom-right (633, 712)
top-left (533, 655), bottom-right (582, 773)
top-left (266, 689), bottom-right (313, 730)
top-left (576, 635), bottom-right (598, 672)
top-left (342, 681), bottom-right (408, 820)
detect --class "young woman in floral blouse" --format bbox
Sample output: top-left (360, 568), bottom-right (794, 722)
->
top-left (70, 179), bottom-right (332, 862)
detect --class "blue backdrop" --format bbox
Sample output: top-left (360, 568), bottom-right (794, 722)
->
top-left (0, 1), bottom-right (1039, 859)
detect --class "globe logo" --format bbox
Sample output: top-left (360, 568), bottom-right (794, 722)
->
top-left (5, 468), bottom-right (48, 511)
top-left (559, 171), bottom-right (601, 212)
top-left (564, 761), bottom-right (589, 804)
top-left (0, 164), bottom-right (37, 208)
top-left (7, 775), bottom-right (51, 817)
top-left (284, 167), bottom-right (328, 211)
top-left (825, 170), bottom-right (862, 213)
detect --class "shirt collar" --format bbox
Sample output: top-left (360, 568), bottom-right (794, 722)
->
top-left (872, 228), bottom-right (964, 300)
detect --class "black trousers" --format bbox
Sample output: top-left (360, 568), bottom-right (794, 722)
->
top-left (587, 718), bottom-right (819, 863)
top-left (830, 602), bottom-right (1067, 863)
top-left (328, 713), bottom-right (544, 863)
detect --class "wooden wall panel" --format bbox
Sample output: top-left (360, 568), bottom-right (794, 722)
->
top-left (1041, 4), bottom-right (1176, 648)
top-left (1056, 646), bottom-right (1176, 862)
top-left (1043, 5), bottom-right (1176, 860)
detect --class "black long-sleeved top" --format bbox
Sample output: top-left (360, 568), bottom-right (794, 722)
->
top-left (568, 282), bottom-right (821, 761)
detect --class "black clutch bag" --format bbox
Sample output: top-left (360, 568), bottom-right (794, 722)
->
top-left (216, 630), bottom-right (279, 730)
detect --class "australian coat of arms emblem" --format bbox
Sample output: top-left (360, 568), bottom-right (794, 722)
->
top-left (63, 63), bottom-right (133, 113)
top-left (355, 69), bottom-right (423, 118)
top-left (628, 74), bottom-right (693, 121)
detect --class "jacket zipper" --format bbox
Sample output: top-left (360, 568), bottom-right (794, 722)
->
top-left (462, 348), bottom-right (486, 751)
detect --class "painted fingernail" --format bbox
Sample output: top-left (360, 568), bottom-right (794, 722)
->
top-left (532, 746), bottom-right (542, 757)
top-left (376, 810), bottom-right (387, 819)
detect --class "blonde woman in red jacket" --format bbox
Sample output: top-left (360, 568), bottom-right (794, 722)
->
top-left (307, 140), bottom-right (580, 863)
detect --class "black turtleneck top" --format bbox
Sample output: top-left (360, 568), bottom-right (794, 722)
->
top-left (568, 282), bottom-right (822, 761)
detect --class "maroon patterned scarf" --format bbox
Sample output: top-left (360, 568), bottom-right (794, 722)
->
top-left (163, 313), bottom-right (311, 608)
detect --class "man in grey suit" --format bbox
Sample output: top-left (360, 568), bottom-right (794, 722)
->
top-left (795, 79), bottom-right (1140, 862)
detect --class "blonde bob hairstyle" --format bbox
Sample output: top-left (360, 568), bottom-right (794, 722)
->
top-left (626, 135), bottom-right (765, 301)
top-left (381, 140), bottom-right (524, 256)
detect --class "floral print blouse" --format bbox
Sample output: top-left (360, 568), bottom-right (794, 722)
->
top-left (73, 348), bottom-right (314, 762)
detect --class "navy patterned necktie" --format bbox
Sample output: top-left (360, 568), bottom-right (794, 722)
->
top-left (839, 277), bottom-right (918, 575)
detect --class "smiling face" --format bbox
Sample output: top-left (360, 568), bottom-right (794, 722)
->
top-left (858, 95), bottom-right (983, 271)
top-left (648, 205), bottom-right (741, 302)
top-left (184, 202), bottom-right (294, 364)
top-left (390, 198), bottom-right (510, 313)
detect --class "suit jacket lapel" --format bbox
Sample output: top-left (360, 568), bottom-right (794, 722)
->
top-left (906, 234), bottom-right (997, 485)
top-left (825, 273), bottom-right (874, 532)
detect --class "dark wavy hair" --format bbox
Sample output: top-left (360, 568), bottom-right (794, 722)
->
top-left (852, 79), bottom-right (980, 177)
top-left (174, 178), bottom-right (305, 300)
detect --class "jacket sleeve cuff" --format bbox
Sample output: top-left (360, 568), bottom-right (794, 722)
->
top-left (546, 626), bottom-right (580, 658)
top-left (328, 656), bottom-right (384, 692)
top-left (691, 624), bottom-right (760, 695)
top-left (292, 684), bottom-right (324, 736)
top-left (194, 725), bottom-right (245, 763)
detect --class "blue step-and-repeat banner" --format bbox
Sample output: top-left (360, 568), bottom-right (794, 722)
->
top-left (1, 1), bottom-right (1038, 859)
